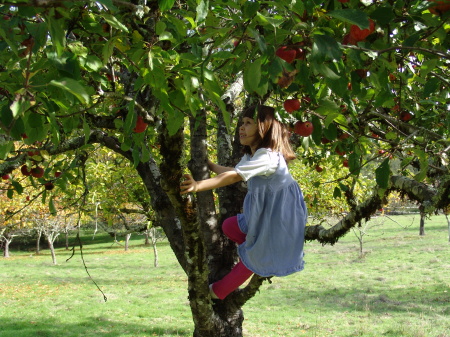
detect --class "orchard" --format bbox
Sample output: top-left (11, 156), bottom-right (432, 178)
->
top-left (0, 1), bottom-right (449, 336)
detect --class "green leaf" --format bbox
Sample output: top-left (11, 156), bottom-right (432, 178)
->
top-left (370, 6), bottom-right (395, 27)
top-left (311, 34), bottom-right (342, 61)
top-left (159, 0), bottom-right (176, 11)
top-left (96, 0), bottom-right (116, 9)
top-left (323, 123), bottom-right (338, 141)
top-left (196, 0), bottom-right (209, 23)
top-left (243, 1), bottom-right (260, 18)
top-left (124, 101), bottom-right (136, 134)
top-left (83, 118), bottom-right (90, 144)
top-left (313, 63), bottom-right (341, 80)
top-left (316, 99), bottom-right (340, 118)
top-left (49, 78), bottom-right (91, 105)
top-left (328, 9), bottom-right (369, 28)
top-left (348, 152), bottom-right (360, 175)
top-left (101, 13), bottom-right (129, 32)
top-left (102, 36), bottom-right (118, 64)
top-left (311, 115), bottom-right (323, 145)
top-left (375, 158), bottom-right (390, 189)
top-left (49, 196), bottom-right (57, 216)
top-left (165, 108), bottom-right (185, 136)
top-left (0, 140), bottom-right (14, 160)
top-left (10, 97), bottom-right (33, 118)
top-left (45, 11), bottom-right (66, 56)
top-left (141, 145), bottom-right (151, 163)
top-left (27, 113), bottom-right (44, 128)
top-left (422, 77), bottom-right (439, 98)
top-left (244, 58), bottom-right (262, 94)
top-left (84, 55), bottom-right (103, 71)
top-left (11, 180), bottom-right (23, 194)
top-left (333, 186), bottom-right (341, 198)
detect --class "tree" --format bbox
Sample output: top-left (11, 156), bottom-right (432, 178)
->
top-left (0, 1), bottom-right (449, 336)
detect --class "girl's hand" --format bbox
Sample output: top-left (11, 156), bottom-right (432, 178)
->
top-left (180, 174), bottom-right (198, 194)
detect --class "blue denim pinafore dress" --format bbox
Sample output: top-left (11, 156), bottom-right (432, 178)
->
top-left (237, 152), bottom-right (307, 277)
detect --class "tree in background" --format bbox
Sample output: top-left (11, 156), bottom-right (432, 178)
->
top-left (0, 1), bottom-right (449, 336)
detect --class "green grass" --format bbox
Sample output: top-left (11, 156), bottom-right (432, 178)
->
top-left (1, 215), bottom-right (449, 337)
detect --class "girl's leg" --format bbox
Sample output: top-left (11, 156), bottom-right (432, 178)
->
top-left (222, 215), bottom-right (246, 244)
top-left (211, 216), bottom-right (254, 299)
top-left (211, 261), bottom-right (253, 300)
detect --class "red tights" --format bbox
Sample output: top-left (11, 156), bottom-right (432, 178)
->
top-left (211, 216), bottom-right (254, 300)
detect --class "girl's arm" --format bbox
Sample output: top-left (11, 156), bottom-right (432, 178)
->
top-left (180, 171), bottom-right (242, 194)
top-left (207, 159), bottom-right (235, 174)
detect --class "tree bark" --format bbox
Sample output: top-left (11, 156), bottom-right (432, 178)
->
top-left (150, 228), bottom-right (159, 267)
top-left (2, 236), bottom-right (12, 258)
top-left (36, 228), bottom-right (42, 255)
top-left (48, 237), bottom-right (57, 265)
top-left (419, 213), bottom-right (425, 236)
top-left (125, 233), bottom-right (131, 251)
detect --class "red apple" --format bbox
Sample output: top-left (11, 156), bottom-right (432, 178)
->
top-left (338, 132), bottom-right (350, 140)
top-left (133, 115), bottom-right (148, 133)
top-left (321, 137), bottom-right (331, 144)
top-left (44, 182), bottom-right (54, 190)
top-left (2, 174), bottom-right (10, 180)
top-left (21, 165), bottom-right (31, 176)
top-left (31, 167), bottom-right (44, 178)
top-left (349, 19), bottom-right (375, 42)
top-left (283, 99), bottom-right (301, 113)
top-left (335, 148), bottom-right (346, 156)
top-left (55, 171), bottom-right (62, 178)
top-left (343, 159), bottom-right (349, 168)
top-left (342, 33), bottom-right (357, 45)
top-left (400, 111), bottom-right (413, 122)
top-left (355, 69), bottom-right (368, 79)
top-left (428, 0), bottom-right (450, 14)
top-left (294, 121), bottom-right (314, 137)
top-left (275, 46), bottom-right (297, 64)
top-left (315, 165), bottom-right (323, 173)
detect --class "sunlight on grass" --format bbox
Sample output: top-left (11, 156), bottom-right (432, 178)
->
top-left (1, 215), bottom-right (449, 336)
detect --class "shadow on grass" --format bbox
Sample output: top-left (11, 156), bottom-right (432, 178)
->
top-left (0, 318), bottom-right (191, 337)
top-left (280, 284), bottom-right (450, 316)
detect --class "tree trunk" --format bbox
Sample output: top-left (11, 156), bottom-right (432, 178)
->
top-left (2, 236), bottom-right (12, 258)
top-left (48, 238), bottom-right (57, 265)
top-left (36, 229), bottom-right (42, 255)
top-left (419, 213), bottom-right (425, 236)
top-left (125, 233), bottom-right (131, 251)
top-left (445, 214), bottom-right (449, 242)
top-left (65, 231), bottom-right (69, 250)
top-left (150, 227), bottom-right (158, 267)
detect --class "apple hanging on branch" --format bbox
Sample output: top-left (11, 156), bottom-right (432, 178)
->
top-left (294, 121), bottom-right (314, 137)
top-left (31, 166), bottom-right (44, 178)
top-left (275, 46), bottom-right (297, 64)
top-left (400, 111), bottom-right (413, 122)
top-left (427, 0), bottom-right (450, 15)
top-left (133, 115), bottom-right (148, 133)
top-left (283, 99), bottom-right (301, 113)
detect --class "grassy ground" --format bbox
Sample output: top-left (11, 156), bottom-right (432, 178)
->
top-left (1, 214), bottom-right (449, 337)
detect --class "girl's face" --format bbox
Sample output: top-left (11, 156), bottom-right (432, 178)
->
top-left (239, 117), bottom-right (259, 154)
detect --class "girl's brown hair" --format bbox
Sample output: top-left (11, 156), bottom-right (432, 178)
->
top-left (241, 105), bottom-right (296, 163)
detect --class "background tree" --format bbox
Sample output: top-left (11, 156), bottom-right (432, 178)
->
top-left (0, 1), bottom-right (449, 336)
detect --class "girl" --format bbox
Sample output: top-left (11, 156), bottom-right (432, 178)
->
top-left (180, 105), bottom-right (308, 300)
